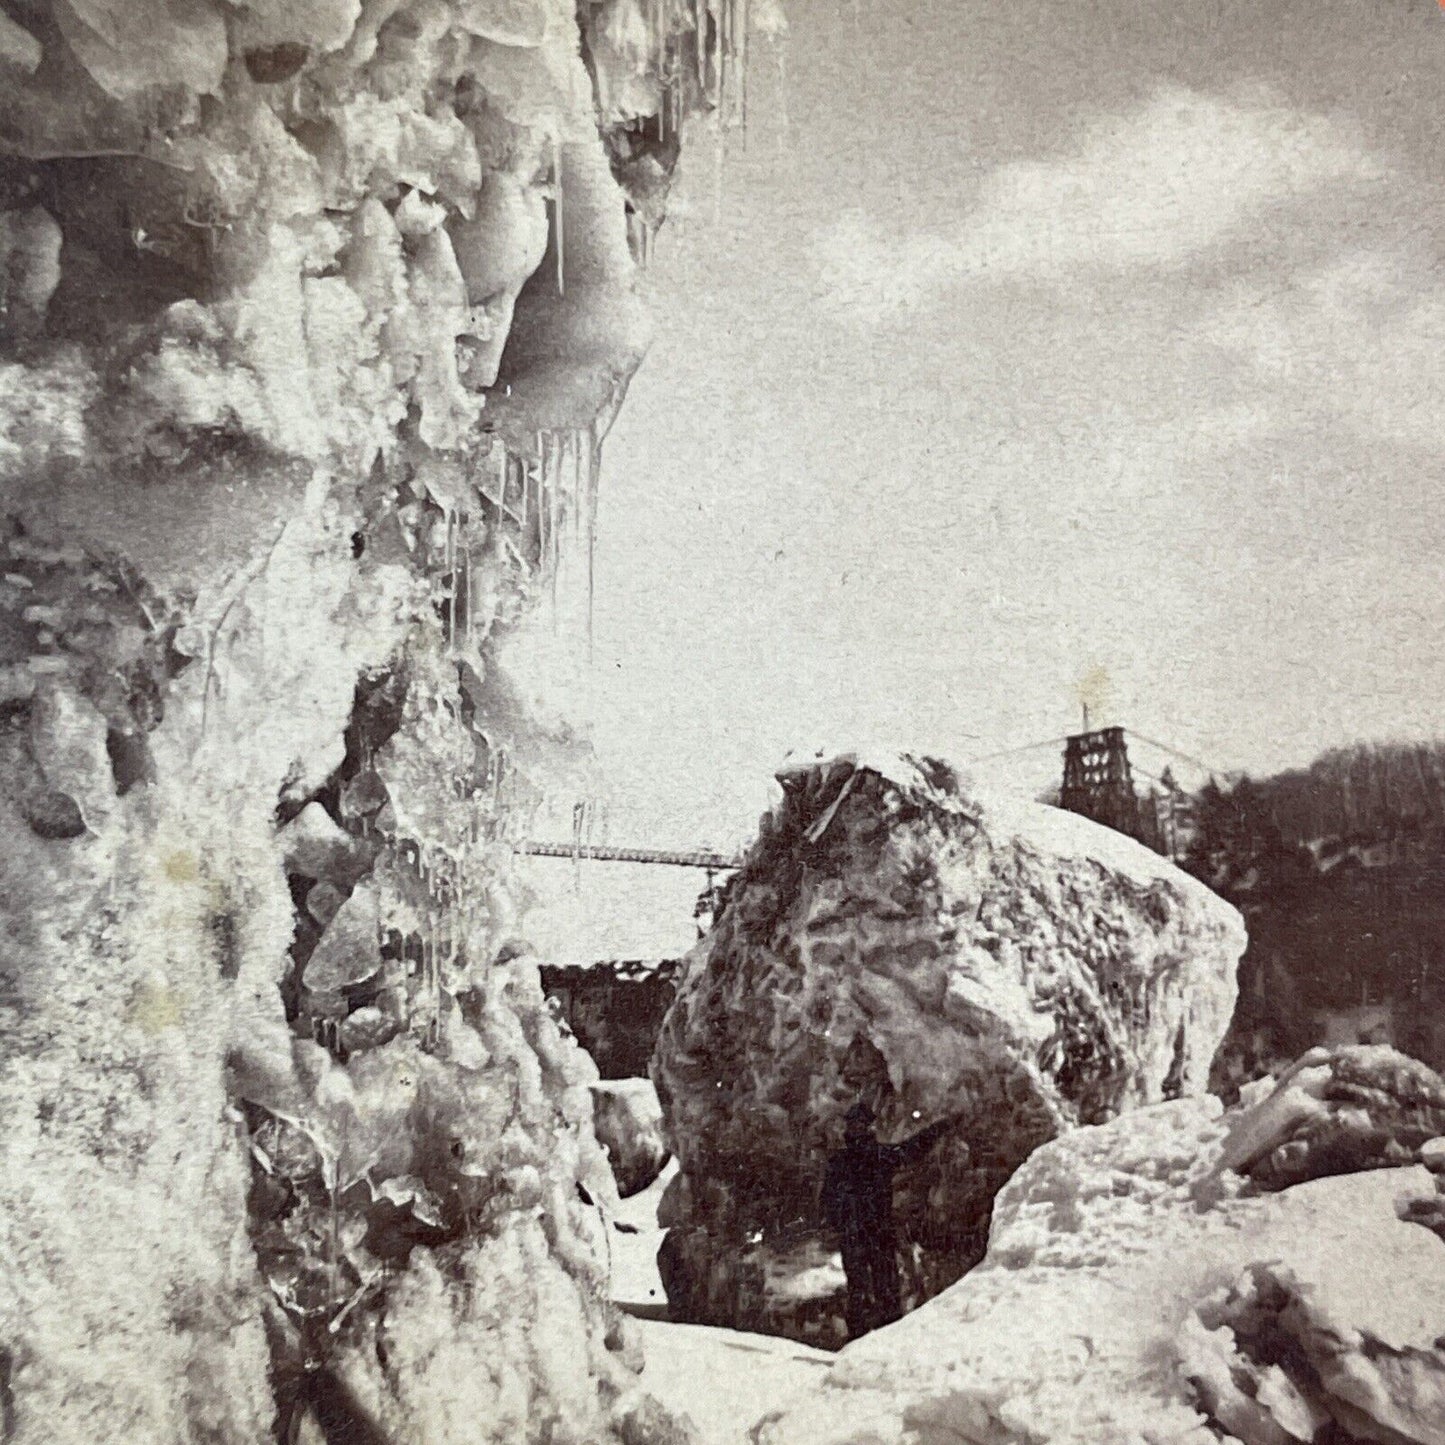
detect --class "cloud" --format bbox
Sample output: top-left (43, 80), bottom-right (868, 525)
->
top-left (814, 87), bottom-right (1385, 321)
top-left (1201, 247), bottom-right (1445, 449)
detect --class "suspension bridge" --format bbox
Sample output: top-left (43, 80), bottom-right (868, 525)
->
top-left (514, 840), bottom-right (742, 870)
top-left (514, 726), bottom-right (1233, 870)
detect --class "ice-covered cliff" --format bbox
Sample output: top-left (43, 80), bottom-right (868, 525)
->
top-left (651, 752), bottom-right (1245, 1344)
top-left (0, 3), bottom-right (769, 1441)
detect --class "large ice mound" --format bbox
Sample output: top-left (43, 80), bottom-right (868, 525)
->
top-left (651, 752), bottom-right (1245, 1343)
top-left (0, 1), bottom-right (763, 1441)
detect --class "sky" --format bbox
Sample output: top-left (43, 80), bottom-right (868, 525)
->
top-left (511, 0), bottom-right (1445, 959)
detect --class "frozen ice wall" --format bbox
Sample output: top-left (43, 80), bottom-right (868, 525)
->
top-left (0, 3), bottom-right (762, 1442)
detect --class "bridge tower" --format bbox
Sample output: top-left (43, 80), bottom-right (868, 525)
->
top-left (1059, 725), bottom-right (1148, 841)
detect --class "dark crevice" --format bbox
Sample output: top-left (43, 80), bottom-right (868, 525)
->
top-left (1162, 1022), bottom-right (1188, 1100)
top-left (0, 1346), bottom-right (15, 1442)
top-left (23, 790), bottom-right (86, 840)
top-left (211, 907), bottom-right (241, 981)
top-left (105, 727), bottom-right (154, 795)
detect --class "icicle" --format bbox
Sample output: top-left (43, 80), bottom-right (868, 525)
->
top-left (534, 433), bottom-right (547, 583)
top-left (460, 510), bottom-right (472, 644)
top-left (571, 429), bottom-right (583, 549)
top-left (739, 0), bottom-right (750, 147)
top-left (586, 422), bottom-right (598, 663)
top-left (552, 133), bottom-right (565, 298)
top-left (517, 451), bottom-right (531, 565)
top-left (445, 507), bottom-right (457, 645)
top-left (693, 0), bottom-right (707, 90)
top-left (718, 0), bottom-right (728, 116)
top-left (548, 432), bottom-right (561, 617)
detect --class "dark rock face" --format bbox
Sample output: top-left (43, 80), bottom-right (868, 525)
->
top-left (542, 960), bottom-right (680, 1079)
top-left (652, 753), bottom-right (1245, 1344)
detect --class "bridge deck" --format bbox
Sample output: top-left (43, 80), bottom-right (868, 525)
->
top-left (514, 841), bottom-right (743, 870)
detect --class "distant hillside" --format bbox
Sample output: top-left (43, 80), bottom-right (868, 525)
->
top-left (1181, 742), bottom-right (1445, 1090)
top-left (1235, 741), bottom-right (1445, 847)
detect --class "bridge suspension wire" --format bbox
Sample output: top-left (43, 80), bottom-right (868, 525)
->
top-left (1122, 729), bottom-right (1229, 780)
top-left (970, 735), bottom-right (1071, 764)
top-left (514, 727), bottom-right (1232, 871)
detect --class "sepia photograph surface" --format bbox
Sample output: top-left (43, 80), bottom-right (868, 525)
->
top-left (2, 1), bottom-right (1444, 1442)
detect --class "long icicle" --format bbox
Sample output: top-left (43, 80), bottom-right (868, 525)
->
top-left (586, 422), bottom-right (599, 664)
top-left (694, 0), bottom-right (706, 90)
top-left (534, 433), bottom-right (547, 588)
top-left (739, 0), bottom-right (749, 146)
top-left (548, 432), bottom-right (561, 620)
top-left (446, 506), bottom-right (457, 646)
top-left (552, 134), bottom-right (565, 297)
top-left (461, 509), bottom-right (472, 644)
top-left (572, 428), bottom-right (583, 549)
top-left (517, 450), bottom-right (531, 568)
top-left (718, 0), bottom-right (728, 117)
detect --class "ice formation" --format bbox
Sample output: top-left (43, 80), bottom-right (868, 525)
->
top-left (0, 2), bottom-right (767, 1442)
top-left (1202, 1042), bottom-right (1445, 1195)
top-left (651, 753), bottom-right (1245, 1344)
top-left (755, 1050), bottom-right (1445, 1445)
top-left (592, 1077), bottom-right (673, 1197)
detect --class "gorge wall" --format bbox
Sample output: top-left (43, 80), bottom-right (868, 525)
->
top-left (0, 3), bottom-right (766, 1441)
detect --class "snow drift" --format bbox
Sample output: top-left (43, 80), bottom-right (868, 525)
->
top-left (651, 752), bottom-right (1245, 1344)
top-left (755, 1045), bottom-right (1445, 1445)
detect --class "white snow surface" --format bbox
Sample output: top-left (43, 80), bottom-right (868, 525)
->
top-left (608, 1162), bottom-right (836, 1445)
top-left (752, 1096), bottom-right (1445, 1445)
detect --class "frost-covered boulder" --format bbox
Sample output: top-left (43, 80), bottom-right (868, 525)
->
top-left (592, 1079), bottom-right (672, 1198)
top-left (1206, 1043), bottom-right (1445, 1194)
top-left (652, 753), bottom-right (1245, 1340)
top-left (754, 1089), bottom-right (1445, 1445)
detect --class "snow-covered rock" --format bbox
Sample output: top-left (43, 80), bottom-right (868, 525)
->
top-left (1204, 1043), bottom-right (1445, 1194)
top-left (652, 753), bottom-right (1245, 1340)
top-left (593, 1078), bottom-right (673, 1198)
top-left (754, 1091), bottom-right (1445, 1445)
